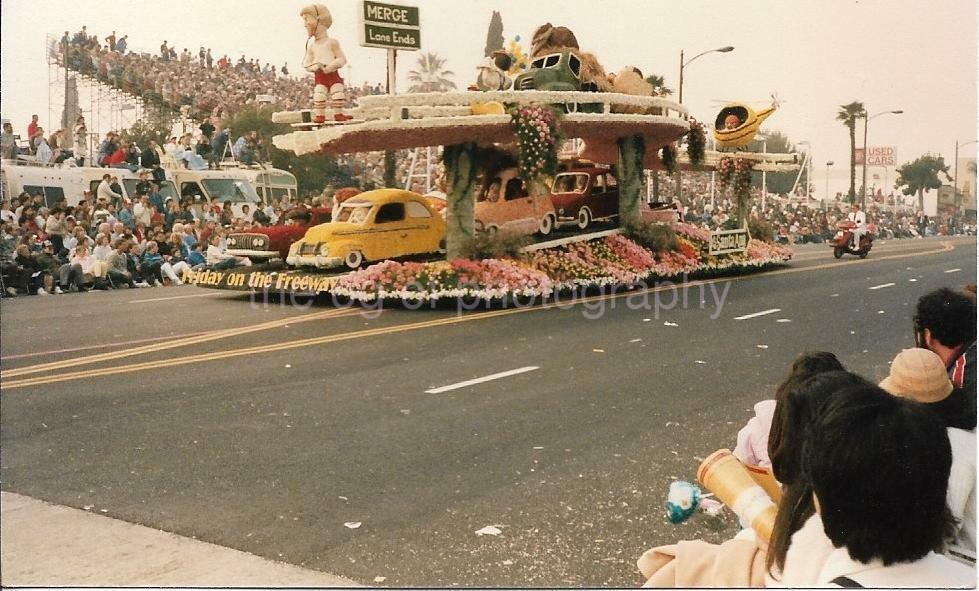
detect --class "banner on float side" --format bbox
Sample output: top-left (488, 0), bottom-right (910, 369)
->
top-left (186, 268), bottom-right (342, 293)
top-left (709, 228), bottom-right (751, 256)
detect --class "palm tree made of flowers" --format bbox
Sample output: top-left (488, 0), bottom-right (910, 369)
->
top-left (837, 101), bottom-right (866, 203)
top-left (407, 52), bottom-right (457, 93)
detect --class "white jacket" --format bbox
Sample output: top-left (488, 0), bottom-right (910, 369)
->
top-left (773, 514), bottom-right (976, 588)
top-left (948, 427), bottom-right (977, 556)
top-left (847, 210), bottom-right (867, 229)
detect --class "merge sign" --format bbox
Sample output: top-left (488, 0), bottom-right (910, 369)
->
top-left (709, 228), bottom-right (751, 256)
top-left (360, 1), bottom-right (421, 50)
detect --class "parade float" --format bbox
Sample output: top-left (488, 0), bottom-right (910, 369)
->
top-left (190, 4), bottom-right (793, 303)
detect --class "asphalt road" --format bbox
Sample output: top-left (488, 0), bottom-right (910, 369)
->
top-left (1, 236), bottom-right (975, 586)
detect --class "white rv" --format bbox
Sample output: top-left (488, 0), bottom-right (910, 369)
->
top-left (0, 160), bottom-right (178, 207)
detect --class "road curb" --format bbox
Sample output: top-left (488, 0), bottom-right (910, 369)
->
top-left (0, 492), bottom-right (360, 587)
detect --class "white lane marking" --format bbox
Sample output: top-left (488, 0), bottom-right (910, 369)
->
top-left (868, 283), bottom-right (896, 290)
top-left (734, 308), bottom-right (781, 321)
top-left (426, 366), bottom-right (539, 394)
top-left (945, 268), bottom-right (962, 274)
top-left (128, 292), bottom-right (225, 304)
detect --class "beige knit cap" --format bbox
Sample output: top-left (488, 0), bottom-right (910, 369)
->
top-left (880, 348), bottom-right (954, 403)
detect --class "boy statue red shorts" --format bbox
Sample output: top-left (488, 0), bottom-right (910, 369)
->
top-left (300, 4), bottom-right (353, 123)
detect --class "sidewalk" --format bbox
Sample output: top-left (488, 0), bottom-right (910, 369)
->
top-left (0, 492), bottom-right (359, 587)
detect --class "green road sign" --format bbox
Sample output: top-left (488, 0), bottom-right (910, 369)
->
top-left (362, 1), bottom-right (419, 27)
top-left (361, 23), bottom-right (421, 50)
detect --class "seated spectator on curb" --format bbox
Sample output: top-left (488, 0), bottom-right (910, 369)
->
top-left (92, 233), bottom-right (112, 262)
top-left (6, 244), bottom-right (38, 295)
top-left (186, 241), bottom-right (206, 268)
top-left (106, 239), bottom-right (136, 288)
top-left (879, 347), bottom-right (976, 561)
top-left (160, 244), bottom-right (190, 286)
top-left (35, 240), bottom-right (62, 294)
top-left (915, 287), bottom-right (978, 429)
top-left (59, 243), bottom-right (89, 292)
top-left (734, 351), bottom-right (845, 469)
top-left (778, 384), bottom-right (974, 587)
top-left (140, 240), bottom-right (165, 286)
top-left (205, 232), bottom-right (249, 270)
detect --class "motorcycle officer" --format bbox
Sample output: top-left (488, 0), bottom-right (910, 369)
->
top-left (847, 203), bottom-right (867, 250)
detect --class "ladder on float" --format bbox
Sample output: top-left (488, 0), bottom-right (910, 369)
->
top-left (403, 146), bottom-right (435, 193)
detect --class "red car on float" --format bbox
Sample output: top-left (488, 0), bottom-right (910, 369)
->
top-left (549, 166), bottom-right (620, 230)
top-left (225, 206), bottom-right (333, 262)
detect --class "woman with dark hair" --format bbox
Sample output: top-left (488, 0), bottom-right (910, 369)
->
top-left (733, 351), bottom-right (845, 469)
top-left (777, 382), bottom-right (973, 586)
top-left (763, 370), bottom-right (866, 581)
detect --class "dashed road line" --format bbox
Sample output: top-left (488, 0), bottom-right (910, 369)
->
top-left (868, 282), bottom-right (896, 290)
top-left (734, 308), bottom-right (781, 320)
top-left (425, 366), bottom-right (540, 394)
top-left (945, 268), bottom-right (962, 274)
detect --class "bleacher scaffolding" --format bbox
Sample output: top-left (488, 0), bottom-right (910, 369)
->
top-left (45, 34), bottom-right (177, 157)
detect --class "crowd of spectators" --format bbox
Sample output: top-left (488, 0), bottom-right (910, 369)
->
top-left (0, 176), bottom-right (336, 296)
top-left (639, 285), bottom-right (976, 586)
top-left (659, 172), bottom-right (976, 244)
top-left (53, 26), bottom-right (385, 124)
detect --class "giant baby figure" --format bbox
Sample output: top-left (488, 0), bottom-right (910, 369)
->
top-left (300, 4), bottom-right (353, 124)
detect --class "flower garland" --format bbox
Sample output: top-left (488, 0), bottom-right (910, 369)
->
top-left (509, 104), bottom-right (561, 184)
top-left (327, 229), bottom-right (792, 303)
top-left (717, 156), bottom-right (735, 191)
top-left (686, 118), bottom-right (706, 165)
top-left (716, 157), bottom-right (755, 226)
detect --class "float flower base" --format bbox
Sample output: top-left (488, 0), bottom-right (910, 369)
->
top-left (189, 228), bottom-right (792, 303)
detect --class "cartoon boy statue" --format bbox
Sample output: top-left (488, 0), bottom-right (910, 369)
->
top-left (300, 4), bottom-right (353, 123)
top-left (723, 113), bottom-right (742, 130)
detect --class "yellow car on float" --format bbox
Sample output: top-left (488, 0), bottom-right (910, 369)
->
top-left (286, 189), bottom-right (447, 270)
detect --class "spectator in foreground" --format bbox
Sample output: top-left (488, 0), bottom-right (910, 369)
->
top-left (778, 384), bottom-right (973, 586)
top-left (879, 347), bottom-right (976, 560)
top-left (733, 351), bottom-right (845, 468)
top-left (915, 287), bottom-right (978, 429)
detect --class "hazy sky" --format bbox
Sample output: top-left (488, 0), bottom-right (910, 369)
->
top-left (2, 0), bottom-right (976, 197)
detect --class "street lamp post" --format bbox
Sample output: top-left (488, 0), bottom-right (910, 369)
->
top-left (861, 109), bottom-right (903, 209)
top-left (825, 161), bottom-right (834, 205)
top-left (678, 45), bottom-right (734, 104)
top-left (757, 135), bottom-right (768, 211)
top-left (676, 45), bottom-right (733, 204)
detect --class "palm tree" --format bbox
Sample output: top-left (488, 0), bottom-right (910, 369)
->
top-left (836, 101), bottom-right (866, 203)
top-left (407, 52), bottom-right (457, 93)
top-left (644, 74), bottom-right (672, 97)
